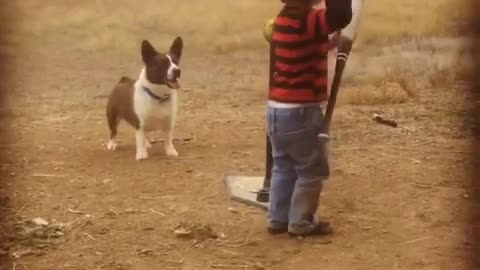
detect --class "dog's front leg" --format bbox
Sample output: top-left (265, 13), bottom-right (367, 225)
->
top-left (165, 129), bottom-right (178, 157)
top-left (135, 127), bottom-right (149, 160)
top-left (164, 117), bottom-right (178, 157)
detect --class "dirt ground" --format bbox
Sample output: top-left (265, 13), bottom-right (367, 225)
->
top-left (0, 1), bottom-right (478, 270)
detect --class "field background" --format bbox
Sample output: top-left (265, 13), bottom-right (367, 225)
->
top-left (0, 0), bottom-right (477, 270)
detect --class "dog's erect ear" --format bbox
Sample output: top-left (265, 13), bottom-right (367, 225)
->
top-left (169, 37), bottom-right (183, 63)
top-left (141, 40), bottom-right (157, 62)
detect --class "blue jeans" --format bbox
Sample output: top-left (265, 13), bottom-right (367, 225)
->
top-left (266, 105), bottom-right (330, 234)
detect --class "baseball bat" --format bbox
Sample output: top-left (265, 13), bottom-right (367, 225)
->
top-left (318, 0), bottom-right (364, 142)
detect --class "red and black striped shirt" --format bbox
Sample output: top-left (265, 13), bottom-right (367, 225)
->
top-left (269, 7), bottom-right (331, 104)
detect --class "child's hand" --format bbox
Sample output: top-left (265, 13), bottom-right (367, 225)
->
top-left (328, 31), bottom-right (341, 50)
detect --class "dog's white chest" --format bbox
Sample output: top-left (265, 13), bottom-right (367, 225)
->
top-left (133, 87), bottom-right (177, 132)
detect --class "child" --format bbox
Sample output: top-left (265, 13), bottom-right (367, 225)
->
top-left (266, 0), bottom-right (352, 237)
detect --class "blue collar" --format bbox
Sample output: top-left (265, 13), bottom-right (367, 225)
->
top-left (142, 86), bottom-right (170, 103)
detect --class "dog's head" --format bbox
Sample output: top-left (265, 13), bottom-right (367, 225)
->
top-left (141, 37), bottom-right (183, 89)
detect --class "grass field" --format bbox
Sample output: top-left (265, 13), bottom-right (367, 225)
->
top-left (10, 0), bottom-right (471, 53)
top-left (7, 0), bottom-right (473, 106)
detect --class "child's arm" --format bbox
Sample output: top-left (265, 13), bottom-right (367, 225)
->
top-left (327, 31), bottom-right (341, 50)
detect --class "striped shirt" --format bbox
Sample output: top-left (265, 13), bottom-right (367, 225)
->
top-left (269, 6), bottom-right (331, 104)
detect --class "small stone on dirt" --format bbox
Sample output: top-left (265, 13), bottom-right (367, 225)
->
top-left (103, 178), bottom-right (112, 184)
top-left (174, 228), bottom-right (192, 238)
top-left (35, 244), bottom-right (48, 250)
top-left (32, 217), bottom-right (49, 226)
top-left (193, 242), bottom-right (205, 249)
top-left (12, 249), bottom-right (35, 259)
top-left (228, 207), bottom-right (239, 214)
top-left (312, 240), bottom-right (333, 247)
top-left (174, 223), bottom-right (220, 241)
top-left (137, 249), bottom-right (154, 256)
top-left (124, 208), bottom-right (137, 214)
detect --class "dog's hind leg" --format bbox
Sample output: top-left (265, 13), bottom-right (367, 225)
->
top-left (106, 105), bottom-right (120, 151)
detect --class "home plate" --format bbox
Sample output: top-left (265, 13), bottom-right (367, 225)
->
top-left (225, 176), bottom-right (269, 211)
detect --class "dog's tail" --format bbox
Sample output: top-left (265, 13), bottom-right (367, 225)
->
top-left (118, 76), bottom-right (134, 85)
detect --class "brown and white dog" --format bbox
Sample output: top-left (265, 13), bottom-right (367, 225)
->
top-left (106, 37), bottom-right (183, 160)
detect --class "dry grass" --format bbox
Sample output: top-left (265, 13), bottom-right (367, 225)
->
top-left (357, 0), bottom-right (470, 47)
top-left (7, 0), bottom-right (475, 106)
top-left (14, 0), bottom-right (278, 54)
top-left (340, 37), bottom-right (475, 105)
top-left (342, 83), bottom-right (410, 106)
top-left (12, 0), bottom-right (467, 54)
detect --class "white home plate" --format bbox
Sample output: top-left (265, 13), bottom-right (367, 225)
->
top-left (225, 176), bottom-right (269, 211)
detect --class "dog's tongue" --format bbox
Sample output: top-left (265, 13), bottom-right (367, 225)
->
top-left (167, 80), bottom-right (180, 89)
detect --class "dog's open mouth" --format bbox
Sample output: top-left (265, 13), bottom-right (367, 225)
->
top-left (166, 79), bottom-right (180, 89)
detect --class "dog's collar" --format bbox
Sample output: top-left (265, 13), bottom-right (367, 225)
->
top-left (141, 85), bottom-right (170, 103)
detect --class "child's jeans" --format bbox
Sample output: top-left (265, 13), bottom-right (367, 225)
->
top-left (266, 104), bottom-right (330, 234)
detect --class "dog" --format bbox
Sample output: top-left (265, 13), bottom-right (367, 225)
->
top-left (105, 37), bottom-right (183, 160)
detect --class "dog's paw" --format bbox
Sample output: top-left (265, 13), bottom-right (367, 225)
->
top-left (106, 140), bottom-right (117, 151)
top-left (136, 147), bottom-right (149, 160)
top-left (165, 146), bottom-right (178, 157)
top-left (144, 139), bottom-right (152, 149)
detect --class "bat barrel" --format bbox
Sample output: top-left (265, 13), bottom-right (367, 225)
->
top-left (320, 0), bottom-right (364, 136)
top-left (321, 36), bottom-right (352, 134)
